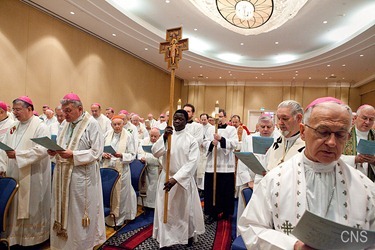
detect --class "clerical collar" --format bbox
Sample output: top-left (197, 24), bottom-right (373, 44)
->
top-left (0, 116), bottom-right (8, 123)
top-left (218, 123), bottom-right (227, 129)
top-left (355, 127), bottom-right (369, 140)
top-left (302, 153), bottom-right (336, 173)
top-left (72, 113), bottom-right (85, 125)
top-left (285, 131), bottom-right (300, 143)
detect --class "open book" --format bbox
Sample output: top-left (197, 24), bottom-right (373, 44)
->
top-left (0, 141), bottom-right (14, 151)
top-left (234, 152), bottom-right (266, 175)
top-left (104, 145), bottom-right (116, 154)
top-left (30, 136), bottom-right (65, 151)
top-left (142, 145), bottom-right (152, 154)
top-left (292, 210), bottom-right (375, 250)
top-left (357, 139), bottom-right (375, 155)
top-left (252, 136), bottom-right (274, 154)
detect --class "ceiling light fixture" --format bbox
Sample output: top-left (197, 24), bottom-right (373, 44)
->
top-left (216, 0), bottom-right (271, 29)
top-left (189, 0), bottom-right (308, 35)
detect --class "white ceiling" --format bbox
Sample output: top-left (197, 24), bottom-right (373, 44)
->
top-left (22, 0), bottom-right (375, 87)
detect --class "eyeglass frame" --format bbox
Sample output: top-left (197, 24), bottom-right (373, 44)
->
top-left (304, 124), bottom-right (349, 142)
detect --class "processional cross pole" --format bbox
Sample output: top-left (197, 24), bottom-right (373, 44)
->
top-left (159, 27), bottom-right (188, 223)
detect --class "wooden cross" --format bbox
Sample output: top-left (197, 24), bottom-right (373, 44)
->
top-left (159, 27), bottom-right (188, 223)
top-left (160, 27), bottom-right (189, 70)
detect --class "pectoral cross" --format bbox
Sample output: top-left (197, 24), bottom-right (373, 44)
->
top-left (160, 27), bottom-right (188, 70)
top-left (159, 27), bottom-right (188, 224)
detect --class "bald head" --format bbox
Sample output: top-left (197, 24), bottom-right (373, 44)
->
top-left (91, 103), bottom-right (101, 118)
top-left (150, 127), bottom-right (161, 143)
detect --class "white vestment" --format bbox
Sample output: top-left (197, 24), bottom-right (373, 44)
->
top-left (203, 125), bottom-right (238, 173)
top-left (124, 122), bottom-right (139, 154)
top-left (197, 123), bottom-right (213, 189)
top-left (95, 114), bottom-right (112, 134)
top-left (135, 124), bottom-right (149, 142)
top-left (50, 113), bottom-right (106, 250)
top-left (0, 116), bottom-right (51, 246)
top-left (152, 129), bottom-right (205, 248)
top-left (44, 116), bottom-right (57, 127)
top-left (238, 152), bottom-right (375, 250)
top-left (265, 133), bottom-right (305, 171)
top-left (0, 116), bottom-right (14, 142)
top-left (138, 137), bottom-right (160, 208)
top-left (102, 128), bottom-right (137, 225)
top-left (235, 132), bottom-right (278, 234)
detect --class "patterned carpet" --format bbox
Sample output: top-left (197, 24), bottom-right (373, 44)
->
top-left (99, 211), bottom-right (232, 250)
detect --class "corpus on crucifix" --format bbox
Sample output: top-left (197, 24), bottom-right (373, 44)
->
top-left (160, 27), bottom-right (188, 70)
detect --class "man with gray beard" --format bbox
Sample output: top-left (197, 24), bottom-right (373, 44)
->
top-left (264, 100), bottom-right (305, 171)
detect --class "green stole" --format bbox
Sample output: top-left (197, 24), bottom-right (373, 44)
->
top-left (343, 127), bottom-right (375, 181)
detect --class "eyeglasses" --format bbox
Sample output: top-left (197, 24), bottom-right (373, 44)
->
top-left (304, 124), bottom-right (348, 141)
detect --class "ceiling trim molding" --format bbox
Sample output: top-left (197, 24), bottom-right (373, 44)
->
top-left (185, 80), bottom-right (351, 88)
top-left (351, 73), bottom-right (375, 88)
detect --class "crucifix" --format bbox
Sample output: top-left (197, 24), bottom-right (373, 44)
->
top-left (159, 27), bottom-right (188, 223)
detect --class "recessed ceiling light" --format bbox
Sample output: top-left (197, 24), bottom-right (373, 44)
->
top-left (240, 42), bottom-right (244, 45)
top-left (255, 76), bottom-right (258, 79)
top-left (144, 48), bottom-right (148, 51)
top-left (295, 74), bottom-right (298, 76)
top-left (165, 0), bottom-right (170, 3)
top-left (229, 74), bottom-right (232, 76)
top-left (327, 64), bottom-right (330, 67)
top-left (323, 21), bottom-right (328, 24)
top-left (194, 28), bottom-right (197, 31)
top-left (325, 77), bottom-right (328, 79)
top-left (275, 41), bottom-right (279, 44)
top-left (219, 76), bottom-right (222, 79)
top-left (189, 66), bottom-right (192, 68)
top-left (342, 77), bottom-right (345, 79)
top-left (342, 64), bottom-right (346, 67)
top-left (70, 11), bottom-right (75, 15)
top-left (261, 73), bottom-right (264, 76)
top-left (200, 66), bottom-right (203, 68)
top-left (295, 71), bottom-right (298, 73)
top-left (331, 74), bottom-right (335, 76)
top-left (205, 77), bottom-right (208, 79)
top-left (112, 33), bottom-right (116, 37)
top-left (309, 77), bottom-right (312, 79)
top-left (360, 54), bottom-right (364, 57)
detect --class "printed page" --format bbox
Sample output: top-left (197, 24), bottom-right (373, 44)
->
top-left (292, 210), bottom-right (375, 250)
top-left (234, 152), bottom-right (266, 175)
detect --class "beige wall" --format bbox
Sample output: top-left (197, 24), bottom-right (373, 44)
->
top-left (359, 80), bottom-right (375, 108)
top-left (183, 82), bottom-right (374, 126)
top-left (1, 0), bottom-right (373, 122)
top-left (0, 0), bottom-right (182, 118)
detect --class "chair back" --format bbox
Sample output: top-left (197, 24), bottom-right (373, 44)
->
top-left (129, 159), bottom-right (146, 196)
top-left (0, 177), bottom-right (18, 232)
top-left (241, 187), bottom-right (253, 206)
top-left (100, 168), bottom-right (120, 211)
